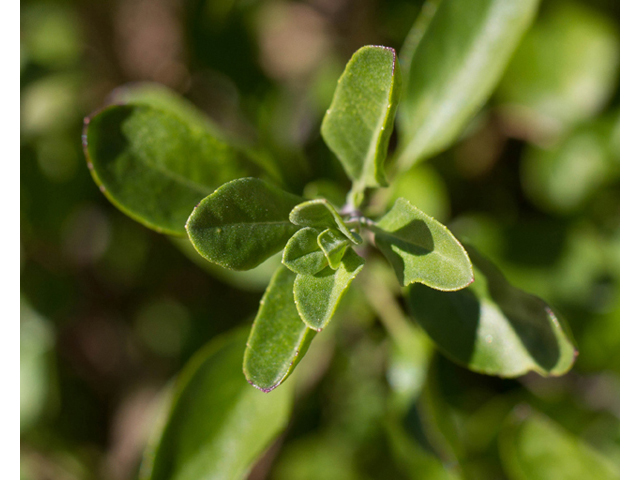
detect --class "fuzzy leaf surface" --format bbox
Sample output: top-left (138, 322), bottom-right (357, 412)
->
top-left (318, 228), bottom-right (350, 269)
top-left (321, 45), bottom-right (401, 193)
top-left (290, 199), bottom-right (361, 244)
top-left (293, 249), bottom-right (365, 331)
top-left (374, 198), bottom-right (473, 290)
top-left (282, 227), bottom-right (328, 275)
top-left (408, 245), bottom-right (577, 377)
top-left (84, 104), bottom-right (263, 235)
top-left (143, 328), bottom-right (293, 480)
top-left (186, 178), bottom-right (302, 270)
top-left (243, 266), bottom-right (317, 392)
top-left (397, 0), bottom-right (539, 170)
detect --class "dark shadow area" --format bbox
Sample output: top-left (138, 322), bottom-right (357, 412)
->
top-left (377, 219), bottom-right (434, 285)
top-left (408, 284), bottom-right (480, 366)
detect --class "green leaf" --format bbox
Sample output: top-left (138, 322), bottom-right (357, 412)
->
top-left (408, 244), bottom-right (577, 377)
top-left (186, 178), bottom-right (302, 271)
top-left (499, 411), bottom-right (619, 480)
top-left (293, 249), bottom-right (365, 331)
top-left (496, 1), bottom-right (619, 134)
top-left (143, 328), bottom-right (293, 480)
top-left (317, 228), bottom-right (350, 270)
top-left (521, 114), bottom-right (620, 214)
top-left (290, 199), bottom-right (361, 244)
top-left (373, 198), bottom-right (473, 290)
top-left (397, 0), bottom-right (539, 170)
top-left (83, 104), bottom-right (264, 235)
top-left (243, 266), bottom-right (317, 392)
top-left (321, 45), bottom-right (401, 195)
top-left (282, 227), bottom-right (328, 275)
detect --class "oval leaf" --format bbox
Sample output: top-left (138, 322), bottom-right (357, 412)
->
top-left (243, 266), bottom-right (317, 392)
top-left (83, 104), bottom-right (264, 235)
top-left (282, 227), bottom-right (328, 275)
top-left (373, 198), bottom-right (473, 290)
top-left (186, 178), bottom-right (302, 271)
top-left (293, 249), bottom-right (365, 331)
top-left (317, 228), bottom-right (350, 270)
top-left (321, 45), bottom-right (401, 193)
top-left (397, 0), bottom-right (539, 170)
top-left (408, 245), bottom-right (577, 377)
top-left (290, 199), bottom-right (361, 244)
top-left (499, 411), bottom-right (619, 480)
top-left (143, 328), bottom-right (293, 480)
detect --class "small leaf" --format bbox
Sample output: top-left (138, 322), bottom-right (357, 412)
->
top-left (293, 249), bottom-right (365, 331)
top-left (290, 199), bottom-right (361, 244)
top-left (186, 178), bottom-right (302, 270)
top-left (83, 104), bottom-right (264, 235)
top-left (397, 0), bottom-right (539, 170)
top-left (321, 45), bottom-right (401, 194)
top-left (143, 328), bottom-right (293, 480)
top-left (408, 245), bottom-right (577, 377)
top-left (243, 266), bottom-right (317, 392)
top-left (317, 228), bottom-right (350, 269)
top-left (282, 227), bottom-right (328, 275)
top-left (373, 198), bottom-right (473, 290)
top-left (499, 411), bottom-right (619, 480)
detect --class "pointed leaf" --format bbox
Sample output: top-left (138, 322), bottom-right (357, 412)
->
top-left (83, 104), bottom-right (264, 235)
top-left (408, 245), bottom-right (577, 377)
top-left (321, 45), bottom-right (401, 193)
top-left (186, 178), bottom-right (302, 270)
top-left (143, 328), bottom-right (293, 480)
top-left (499, 411), bottom-right (619, 480)
top-left (293, 249), bottom-right (365, 331)
top-left (290, 199), bottom-right (361, 244)
top-left (243, 266), bottom-right (317, 392)
top-left (282, 227), bottom-right (328, 275)
top-left (317, 228), bottom-right (350, 269)
top-left (397, 0), bottom-right (539, 170)
top-left (373, 198), bottom-right (473, 290)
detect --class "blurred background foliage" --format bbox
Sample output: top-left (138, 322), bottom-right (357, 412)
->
top-left (21, 0), bottom-right (619, 479)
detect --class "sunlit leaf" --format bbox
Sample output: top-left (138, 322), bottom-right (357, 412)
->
top-left (143, 328), bottom-right (293, 480)
top-left (243, 266), bottom-right (317, 392)
top-left (282, 227), bottom-right (328, 275)
top-left (373, 198), bottom-right (473, 290)
top-left (317, 228), bottom-right (350, 270)
top-left (321, 45), bottom-right (401, 196)
top-left (84, 104), bottom-right (264, 235)
top-left (290, 199), bottom-right (362, 244)
top-left (293, 249), bottom-right (365, 331)
top-left (408, 245), bottom-right (577, 376)
top-left (397, 0), bottom-right (539, 170)
top-left (186, 178), bottom-right (302, 270)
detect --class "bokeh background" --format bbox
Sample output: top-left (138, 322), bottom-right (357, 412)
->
top-left (21, 0), bottom-right (619, 479)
